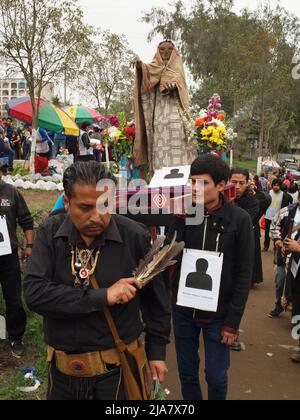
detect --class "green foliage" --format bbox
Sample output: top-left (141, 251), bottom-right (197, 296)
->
top-left (79, 30), bottom-right (136, 116)
top-left (12, 165), bottom-right (30, 177)
top-left (233, 159), bottom-right (257, 174)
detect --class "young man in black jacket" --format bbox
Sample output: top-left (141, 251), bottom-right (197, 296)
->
top-left (167, 155), bottom-right (253, 401)
top-left (0, 162), bottom-right (34, 358)
top-left (229, 168), bottom-right (259, 352)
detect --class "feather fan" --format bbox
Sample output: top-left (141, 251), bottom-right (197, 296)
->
top-left (134, 233), bottom-right (185, 287)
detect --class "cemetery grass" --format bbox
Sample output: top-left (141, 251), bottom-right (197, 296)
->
top-left (233, 159), bottom-right (257, 174)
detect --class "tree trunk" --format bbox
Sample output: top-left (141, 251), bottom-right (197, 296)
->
top-left (97, 98), bottom-right (102, 114)
top-left (258, 81), bottom-right (266, 158)
top-left (64, 69), bottom-right (68, 105)
top-left (29, 112), bottom-right (39, 175)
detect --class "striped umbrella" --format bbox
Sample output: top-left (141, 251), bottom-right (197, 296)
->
top-left (262, 160), bottom-right (281, 169)
top-left (64, 105), bottom-right (102, 124)
top-left (5, 97), bottom-right (79, 136)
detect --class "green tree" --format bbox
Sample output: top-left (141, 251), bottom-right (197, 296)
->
top-left (79, 31), bottom-right (136, 116)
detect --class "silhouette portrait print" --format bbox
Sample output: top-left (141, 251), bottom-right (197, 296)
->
top-left (164, 169), bottom-right (184, 179)
top-left (186, 259), bottom-right (213, 291)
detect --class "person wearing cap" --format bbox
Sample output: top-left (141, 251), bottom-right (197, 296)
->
top-left (0, 161), bottom-right (34, 358)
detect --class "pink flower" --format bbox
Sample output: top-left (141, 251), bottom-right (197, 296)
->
top-left (98, 115), bottom-right (107, 124)
top-left (109, 115), bottom-right (119, 127)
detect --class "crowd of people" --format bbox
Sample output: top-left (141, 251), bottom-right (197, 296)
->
top-left (0, 117), bottom-right (105, 173)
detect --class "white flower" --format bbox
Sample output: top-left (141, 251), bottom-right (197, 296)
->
top-left (212, 118), bottom-right (225, 128)
top-left (199, 109), bottom-right (208, 119)
top-left (108, 127), bottom-right (119, 139)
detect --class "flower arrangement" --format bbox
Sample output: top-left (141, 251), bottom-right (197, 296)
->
top-left (102, 112), bottom-right (135, 173)
top-left (195, 94), bottom-right (234, 152)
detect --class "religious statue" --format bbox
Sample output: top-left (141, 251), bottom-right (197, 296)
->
top-left (133, 40), bottom-right (197, 174)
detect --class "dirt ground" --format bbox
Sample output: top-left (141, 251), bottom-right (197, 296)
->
top-left (165, 248), bottom-right (300, 400)
top-left (0, 341), bottom-right (22, 378)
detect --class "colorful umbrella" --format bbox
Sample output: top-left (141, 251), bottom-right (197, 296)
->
top-left (5, 97), bottom-right (79, 136)
top-left (64, 105), bottom-right (102, 124)
top-left (262, 160), bottom-right (281, 169)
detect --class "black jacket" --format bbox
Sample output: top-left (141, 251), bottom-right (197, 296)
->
top-left (254, 192), bottom-right (272, 226)
top-left (235, 190), bottom-right (259, 225)
top-left (0, 180), bottom-right (33, 250)
top-left (282, 192), bottom-right (293, 209)
top-left (167, 198), bottom-right (253, 331)
top-left (24, 214), bottom-right (171, 361)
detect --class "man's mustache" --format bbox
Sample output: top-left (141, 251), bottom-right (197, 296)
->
top-left (85, 223), bottom-right (103, 229)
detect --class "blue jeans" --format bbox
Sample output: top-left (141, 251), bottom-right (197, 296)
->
top-left (275, 265), bottom-right (286, 310)
top-left (173, 309), bottom-right (230, 401)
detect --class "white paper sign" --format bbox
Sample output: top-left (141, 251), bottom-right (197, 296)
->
top-left (177, 249), bottom-right (224, 313)
top-left (0, 216), bottom-right (12, 256)
top-left (291, 258), bottom-right (300, 278)
top-left (0, 316), bottom-right (6, 340)
top-left (149, 166), bottom-right (191, 189)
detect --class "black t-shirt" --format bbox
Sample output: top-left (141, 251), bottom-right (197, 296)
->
top-left (0, 181), bottom-right (33, 250)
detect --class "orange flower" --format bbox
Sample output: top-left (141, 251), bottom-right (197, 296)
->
top-left (195, 118), bottom-right (206, 127)
top-left (217, 114), bottom-right (225, 121)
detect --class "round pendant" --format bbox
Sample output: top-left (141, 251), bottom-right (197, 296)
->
top-left (79, 268), bottom-right (89, 280)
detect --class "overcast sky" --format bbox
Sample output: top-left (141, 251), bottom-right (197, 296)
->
top-left (78, 0), bottom-right (300, 62)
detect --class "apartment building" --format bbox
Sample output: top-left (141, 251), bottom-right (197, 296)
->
top-left (0, 79), bottom-right (28, 115)
top-left (0, 78), bottom-right (55, 116)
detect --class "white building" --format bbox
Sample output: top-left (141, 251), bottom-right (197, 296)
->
top-left (0, 79), bottom-right (27, 115)
top-left (0, 78), bottom-right (55, 116)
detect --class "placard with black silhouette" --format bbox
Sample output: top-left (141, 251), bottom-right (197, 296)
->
top-left (0, 216), bottom-right (12, 256)
top-left (177, 249), bottom-right (223, 312)
top-left (149, 166), bottom-right (191, 189)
